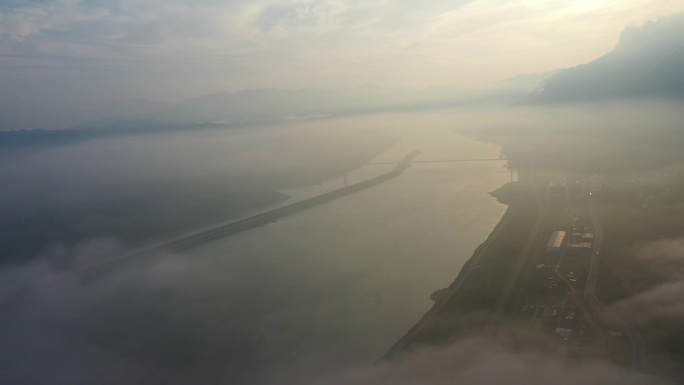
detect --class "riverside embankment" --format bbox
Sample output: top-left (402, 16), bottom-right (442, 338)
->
top-left (83, 150), bottom-right (421, 276)
top-left (382, 201), bottom-right (516, 359)
top-left (383, 177), bottom-right (540, 359)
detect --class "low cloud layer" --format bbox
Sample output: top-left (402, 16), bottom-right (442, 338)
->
top-left (0, 238), bottom-right (667, 385)
top-left (603, 236), bottom-right (684, 380)
top-left (1, 239), bottom-right (253, 385)
top-left (611, 237), bottom-right (684, 329)
top-left (306, 340), bottom-right (660, 385)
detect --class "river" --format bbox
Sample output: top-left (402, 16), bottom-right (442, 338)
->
top-left (183, 113), bottom-right (511, 383)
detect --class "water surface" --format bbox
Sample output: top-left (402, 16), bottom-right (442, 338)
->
top-left (185, 113), bottom-right (510, 381)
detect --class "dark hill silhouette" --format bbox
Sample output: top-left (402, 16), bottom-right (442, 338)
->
top-left (528, 14), bottom-right (684, 103)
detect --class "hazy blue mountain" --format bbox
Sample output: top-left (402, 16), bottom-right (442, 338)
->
top-left (528, 14), bottom-right (684, 103)
top-left (143, 85), bottom-right (528, 125)
top-left (0, 84), bottom-right (526, 148)
top-left (500, 71), bottom-right (555, 93)
top-left (71, 98), bottom-right (172, 126)
top-left (0, 98), bottom-right (173, 131)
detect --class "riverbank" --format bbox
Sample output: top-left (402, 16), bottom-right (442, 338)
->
top-left (383, 178), bottom-right (540, 358)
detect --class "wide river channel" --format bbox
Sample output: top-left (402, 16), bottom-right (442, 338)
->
top-left (185, 113), bottom-right (511, 383)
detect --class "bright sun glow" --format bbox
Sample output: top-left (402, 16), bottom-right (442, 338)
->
top-left (571, 0), bottom-right (612, 13)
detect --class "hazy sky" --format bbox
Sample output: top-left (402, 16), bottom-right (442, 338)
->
top-left (1, 0), bottom-right (684, 109)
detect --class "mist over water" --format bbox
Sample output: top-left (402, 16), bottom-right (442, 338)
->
top-left (0, 112), bottom-right (510, 384)
top-left (4, 101), bottom-right (684, 383)
top-left (186, 122), bottom-right (510, 375)
top-left (4, 1), bottom-right (684, 382)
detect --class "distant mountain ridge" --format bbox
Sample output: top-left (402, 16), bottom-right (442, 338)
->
top-left (528, 14), bottom-right (684, 103)
top-left (0, 84), bottom-right (525, 141)
top-left (95, 85), bottom-right (507, 127)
